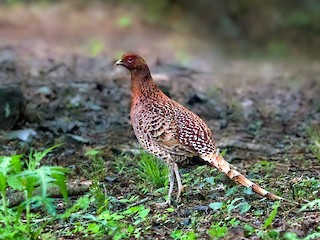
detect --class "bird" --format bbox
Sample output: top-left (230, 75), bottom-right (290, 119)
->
top-left (115, 53), bottom-right (294, 206)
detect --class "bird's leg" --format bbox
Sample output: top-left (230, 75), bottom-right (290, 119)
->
top-left (167, 164), bottom-right (175, 205)
top-left (173, 163), bottom-right (184, 202)
top-left (156, 164), bottom-right (175, 207)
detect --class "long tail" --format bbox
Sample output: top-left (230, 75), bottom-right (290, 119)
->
top-left (201, 151), bottom-right (299, 205)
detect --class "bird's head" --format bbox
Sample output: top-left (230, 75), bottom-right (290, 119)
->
top-left (115, 54), bottom-right (148, 71)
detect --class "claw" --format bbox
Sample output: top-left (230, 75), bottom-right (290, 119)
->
top-left (154, 200), bottom-right (171, 208)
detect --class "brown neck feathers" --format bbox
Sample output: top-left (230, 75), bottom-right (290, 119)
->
top-left (130, 68), bottom-right (160, 100)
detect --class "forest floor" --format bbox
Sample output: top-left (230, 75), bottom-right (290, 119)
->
top-left (0, 3), bottom-right (319, 239)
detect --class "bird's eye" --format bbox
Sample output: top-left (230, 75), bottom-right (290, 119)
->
top-left (127, 57), bottom-right (134, 63)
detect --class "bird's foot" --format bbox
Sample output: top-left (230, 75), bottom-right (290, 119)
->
top-left (154, 200), bottom-right (171, 208)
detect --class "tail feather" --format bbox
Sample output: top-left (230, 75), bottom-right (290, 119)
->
top-left (201, 152), bottom-right (298, 205)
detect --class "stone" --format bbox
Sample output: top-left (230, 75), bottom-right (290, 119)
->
top-left (0, 86), bottom-right (25, 130)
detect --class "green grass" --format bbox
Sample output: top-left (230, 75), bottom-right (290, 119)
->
top-left (292, 177), bottom-right (320, 199)
top-left (251, 160), bottom-right (275, 175)
top-left (208, 222), bottom-right (229, 238)
top-left (171, 229), bottom-right (197, 240)
top-left (136, 151), bottom-right (168, 189)
top-left (206, 199), bottom-right (320, 240)
top-left (81, 148), bottom-right (109, 212)
top-left (83, 149), bottom-right (106, 180)
top-left (2, 146), bottom-right (318, 239)
top-left (59, 195), bottom-right (150, 239)
top-left (299, 199), bottom-right (320, 212)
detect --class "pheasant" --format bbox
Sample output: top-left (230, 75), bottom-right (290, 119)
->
top-left (115, 53), bottom-right (293, 206)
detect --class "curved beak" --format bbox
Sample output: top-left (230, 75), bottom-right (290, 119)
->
top-left (114, 59), bottom-right (124, 66)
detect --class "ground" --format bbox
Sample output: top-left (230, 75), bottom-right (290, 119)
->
top-left (0, 3), bottom-right (319, 239)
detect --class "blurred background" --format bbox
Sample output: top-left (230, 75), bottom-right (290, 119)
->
top-left (0, 0), bottom-right (319, 70)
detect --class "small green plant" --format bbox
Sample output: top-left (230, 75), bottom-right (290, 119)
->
top-left (263, 202), bottom-right (280, 229)
top-left (113, 153), bottom-right (129, 174)
top-left (137, 151), bottom-right (168, 188)
top-left (0, 145), bottom-right (68, 239)
top-left (83, 148), bottom-right (106, 181)
top-left (241, 202), bottom-right (281, 239)
top-left (61, 195), bottom-right (150, 239)
top-left (60, 194), bottom-right (91, 220)
top-left (182, 165), bottom-right (216, 189)
top-left (210, 199), bottom-right (251, 215)
top-left (299, 199), bottom-right (320, 212)
top-left (81, 148), bottom-right (107, 211)
top-left (307, 127), bottom-right (320, 161)
top-left (251, 160), bottom-right (275, 175)
top-left (209, 201), bottom-right (224, 211)
top-left (171, 229), bottom-right (197, 240)
top-left (207, 222), bottom-right (228, 239)
top-left (292, 177), bottom-right (320, 198)
top-left (227, 197), bottom-right (251, 214)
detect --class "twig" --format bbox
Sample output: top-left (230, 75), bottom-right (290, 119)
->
top-left (7, 181), bottom-right (92, 207)
top-left (127, 197), bottom-right (150, 209)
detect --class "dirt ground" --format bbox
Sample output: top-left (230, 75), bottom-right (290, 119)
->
top-left (0, 3), bottom-right (319, 239)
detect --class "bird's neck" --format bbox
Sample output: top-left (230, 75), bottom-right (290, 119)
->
top-left (130, 69), bottom-right (161, 101)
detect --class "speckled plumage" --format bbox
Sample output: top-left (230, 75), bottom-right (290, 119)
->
top-left (115, 54), bottom-right (292, 205)
top-left (131, 91), bottom-right (215, 162)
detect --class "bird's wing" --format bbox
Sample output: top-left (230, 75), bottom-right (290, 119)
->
top-left (132, 100), bottom-right (196, 157)
top-left (173, 101), bottom-right (217, 155)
